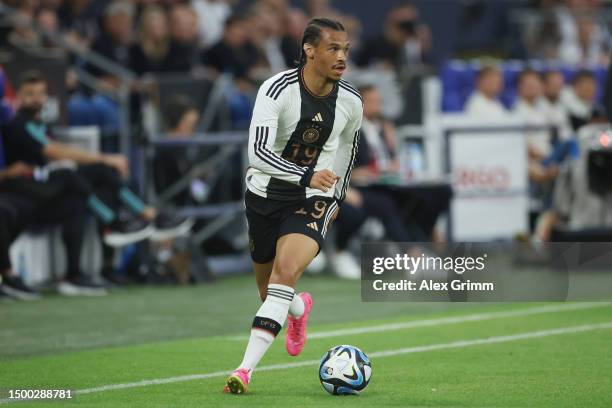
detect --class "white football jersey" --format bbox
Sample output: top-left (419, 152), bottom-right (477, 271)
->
top-left (246, 67), bottom-right (363, 203)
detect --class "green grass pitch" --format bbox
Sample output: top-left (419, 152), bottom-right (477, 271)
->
top-left (1, 274), bottom-right (611, 407)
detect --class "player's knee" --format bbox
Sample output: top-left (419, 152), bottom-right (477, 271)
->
top-left (271, 257), bottom-right (301, 285)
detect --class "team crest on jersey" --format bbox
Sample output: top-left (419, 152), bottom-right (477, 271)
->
top-left (302, 126), bottom-right (321, 143)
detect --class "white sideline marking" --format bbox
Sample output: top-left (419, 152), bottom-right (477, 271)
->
top-left (2, 320), bottom-right (612, 403)
top-left (226, 302), bottom-right (611, 341)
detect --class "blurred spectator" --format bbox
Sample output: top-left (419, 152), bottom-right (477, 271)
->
top-left (513, 69), bottom-right (548, 151)
top-left (535, 111), bottom-right (611, 242)
top-left (203, 14), bottom-right (259, 79)
top-left (249, 2), bottom-right (299, 71)
top-left (35, 8), bottom-right (63, 50)
top-left (339, 87), bottom-right (436, 243)
top-left (192, 0), bottom-right (233, 49)
top-left (356, 3), bottom-right (432, 71)
top-left (3, 70), bottom-right (193, 283)
top-left (512, 69), bottom-right (559, 184)
top-left (333, 86), bottom-right (451, 277)
top-left (304, 0), bottom-right (362, 47)
top-left (73, 1), bottom-right (135, 144)
top-left (562, 69), bottom-right (599, 130)
top-left (87, 1), bottom-right (134, 81)
top-left (542, 70), bottom-right (572, 140)
top-left (359, 85), bottom-right (399, 174)
top-left (165, 4), bottom-right (200, 73)
top-left (556, 0), bottom-right (610, 65)
top-left (523, 0), bottom-right (561, 60)
top-left (285, 7), bottom-right (309, 54)
top-left (57, 0), bottom-right (101, 49)
top-left (464, 66), bottom-right (507, 117)
top-left (0, 165), bottom-right (98, 297)
top-left (153, 95), bottom-right (202, 205)
top-left (130, 6), bottom-right (172, 76)
top-left (150, 95), bottom-right (202, 284)
top-left (7, 3), bottom-right (40, 50)
top-left (454, 0), bottom-right (512, 58)
top-left (514, 68), bottom-right (580, 203)
top-left (305, 0), bottom-right (333, 17)
top-left (8, 4), bottom-right (63, 52)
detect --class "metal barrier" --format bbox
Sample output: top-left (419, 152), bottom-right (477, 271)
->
top-left (146, 131), bottom-right (248, 251)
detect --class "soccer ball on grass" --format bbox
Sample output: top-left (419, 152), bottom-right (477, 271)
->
top-left (318, 345), bottom-right (371, 395)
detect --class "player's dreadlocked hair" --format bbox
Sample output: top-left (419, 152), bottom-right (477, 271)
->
top-left (298, 18), bottom-right (346, 67)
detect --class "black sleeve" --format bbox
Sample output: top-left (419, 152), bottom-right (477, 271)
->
top-left (0, 120), bottom-right (47, 166)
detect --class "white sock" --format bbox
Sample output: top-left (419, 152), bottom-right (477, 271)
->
top-left (288, 293), bottom-right (305, 318)
top-left (260, 288), bottom-right (304, 318)
top-left (238, 284), bottom-right (294, 371)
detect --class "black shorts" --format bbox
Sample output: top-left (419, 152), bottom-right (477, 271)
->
top-left (245, 190), bottom-right (338, 264)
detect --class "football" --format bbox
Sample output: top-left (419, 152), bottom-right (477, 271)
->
top-left (319, 345), bottom-right (372, 395)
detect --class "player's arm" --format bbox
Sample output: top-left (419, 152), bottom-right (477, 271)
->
top-left (248, 84), bottom-right (314, 187)
top-left (332, 102), bottom-right (363, 204)
top-left (0, 162), bottom-right (34, 181)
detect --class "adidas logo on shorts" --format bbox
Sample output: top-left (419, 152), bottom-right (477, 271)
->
top-left (307, 222), bottom-right (319, 231)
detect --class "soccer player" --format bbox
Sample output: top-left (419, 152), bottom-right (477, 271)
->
top-left (224, 18), bottom-right (363, 394)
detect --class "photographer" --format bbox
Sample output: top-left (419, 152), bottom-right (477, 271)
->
top-left (355, 3), bottom-right (432, 70)
top-left (535, 109), bottom-right (612, 242)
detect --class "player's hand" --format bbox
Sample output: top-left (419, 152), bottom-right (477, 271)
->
top-left (103, 154), bottom-right (129, 178)
top-left (310, 169), bottom-right (340, 192)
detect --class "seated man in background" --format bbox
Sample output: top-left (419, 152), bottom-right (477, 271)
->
top-left (153, 95), bottom-right (203, 206)
top-left (562, 70), bottom-right (600, 131)
top-left (464, 66), bottom-right (507, 117)
top-left (331, 85), bottom-right (450, 279)
top-left (542, 70), bottom-right (572, 141)
top-left (513, 69), bottom-right (556, 182)
top-left (0, 162), bottom-right (103, 297)
top-left (2, 71), bottom-right (192, 281)
top-left (513, 69), bottom-right (579, 217)
top-left (351, 85), bottom-right (450, 242)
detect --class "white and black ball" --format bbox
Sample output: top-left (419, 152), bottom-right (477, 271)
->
top-left (319, 345), bottom-right (372, 395)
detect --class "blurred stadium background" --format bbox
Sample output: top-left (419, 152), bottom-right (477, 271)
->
top-left (3, 0), bottom-right (612, 287)
top-left (1, 0), bottom-right (612, 406)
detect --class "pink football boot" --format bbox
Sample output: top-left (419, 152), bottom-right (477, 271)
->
top-left (285, 292), bottom-right (313, 356)
top-left (223, 368), bottom-right (251, 394)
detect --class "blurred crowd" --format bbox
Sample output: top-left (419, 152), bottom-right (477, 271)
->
top-left (3, 0), bottom-right (611, 75)
top-left (2, 0), bottom-right (611, 133)
top-left (523, 0), bottom-right (611, 65)
top-left (1, 0), bottom-right (612, 299)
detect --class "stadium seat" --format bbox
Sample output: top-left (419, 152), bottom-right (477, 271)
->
top-left (441, 91), bottom-right (464, 112)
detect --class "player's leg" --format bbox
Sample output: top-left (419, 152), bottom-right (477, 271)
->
top-left (225, 197), bottom-right (335, 393)
top-left (225, 234), bottom-right (319, 394)
top-left (279, 198), bottom-right (338, 355)
top-left (269, 233), bottom-right (319, 286)
top-left (225, 199), bottom-right (280, 394)
top-left (253, 257), bottom-right (306, 316)
top-left (253, 260), bottom-right (273, 301)
top-left (234, 234), bottom-right (317, 365)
